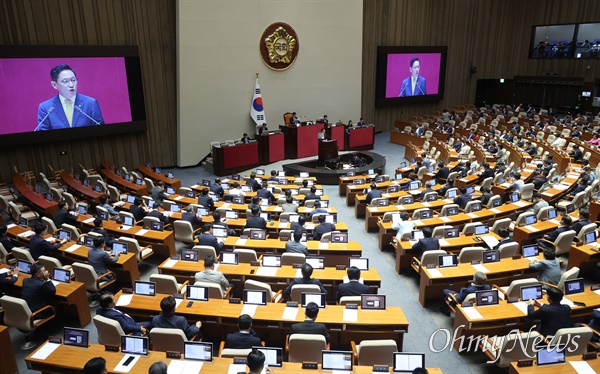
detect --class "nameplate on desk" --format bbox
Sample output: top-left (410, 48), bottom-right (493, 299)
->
top-left (122, 288), bottom-right (133, 294)
top-left (48, 336), bottom-right (62, 344)
top-left (229, 298), bottom-right (241, 304)
top-left (512, 255), bottom-right (521, 260)
top-left (105, 344), bottom-right (120, 352)
top-left (517, 359), bottom-right (533, 367)
top-left (233, 357), bottom-right (247, 365)
top-left (373, 365), bottom-right (389, 372)
top-left (292, 264), bottom-right (303, 269)
top-left (591, 285), bottom-right (600, 291)
top-left (166, 351), bottom-right (181, 359)
top-left (336, 265), bottom-right (346, 270)
top-left (286, 302), bottom-right (299, 308)
top-left (426, 264), bottom-right (436, 269)
top-left (250, 261), bottom-right (260, 267)
top-left (345, 304), bottom-right (358, 309)
top-left (302, 362), bottom-right (318, 369)
top-left (582, 352), bottom-right (598, 360)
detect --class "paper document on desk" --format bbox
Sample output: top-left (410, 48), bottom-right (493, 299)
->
top-left (221, 203), bottom-right (230, 208)
top-left (167, 360), bottom-right (203, 374)
top-left (443, 199), bottom-right (453, 203)
top-left (18, 230), bottom-right (35, 238)
top-left (278, 222), bottom-right (287, 228)
top-left (256, 267), bottom-right (277, 276)
top-left (438, 239), bottom-right (450, 246)
top-left (83, 217), bottom-right (95, 224)
top-left (30, 342), bottom-right (60, 360)
top-left (513, 201), bottom-right (528, 207)
top-left (471, 264), bottom-right (490, 273)
top-left (113, 201), bottom-right (125, 206)
top-left (45, 237), bottom-right (56, 242)
top-left (466, 213), bottom-right (479, 218)
top-left (481, 235), bottom-right (499, 249)
top-left (241, 304), bottom-right (257, 317)
top-left (489, 208), bottom-right (501, 214)
top-left (560, 297), bottom-right (575, 307)
top-left (370, 207), bottom-right (378, 212)
top-left (554, 184), bottom-right (569, 190)
top-left (412, 220), bottom-right (423, 226)
top-left (113, 354), bottom-right (141, 373)
top-left (227, 364), bottom-right (247, 374)
top-left (117, 294), bottom-right (133, 306)
top-left (421, 202), bottom-right (432, 207)
top-left (136, 229), bottom-right (149, 235)
top-left (343, 308), bottom-right (358, 322)
top-left (549, 219), bottom-right (560, 225)
top-left (439, 216), bottom-right (451, 223)
top-left (191, 184), bottom-right (200, 189)
top-left (282, 307), bottom-right (299, 320)
top-left (594, 289), bottom-right (600, 296)
top-left (163, 259), bottom-right (178, 268)
top-left (569, 360), bottom-right (596, 374)
top-left (526, 226), bottom-right (539, 232)
top-left (383, 193), bottom-right (391, 198)
top-left (318, 242), bottom-right (329, 249)
top-left (511, 301), bottom-right (528, 315)
top-left (7, 224), bottom-right (16, 229)
top-left (235, 238), bottom-right (247, 245)
top-left (461, 307), bottom-right (483, 320)
top-left (427, 268), bottom-right (443, 278)
top-left (65, 244), bottom-right (81, 252)
top-left (173, 196), bottom-right (184, 201)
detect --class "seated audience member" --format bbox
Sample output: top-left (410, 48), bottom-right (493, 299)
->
top-left (365, 182), bottom-right (382, 204)
top-left (412, 369), bottom-right (429, 374)
top-left (573, 208), bottom-right (592, 234)
top-left (225, 314), bottom-right (262, 349)
top-left (439, 271), bottom-right (490, 316)
top-left (479, 186), bottom-right (493, 205)
top-left (308, 200), bottom-right (327, 220)
top-left (531, 193), bottom-right (549, 215)
top-left (210, 178), bottom-right (224, 197)
top-left (285, 228), bottom-right (308, 256)
top-left (88, 237), bottom-right (119, 281)
top-left (245, 206), bottom-right (267, 229)
top-left (246, 172), bottom-right (260, 191)
top-left (453, 186), bottom-right (472, 209)
top-left (248, 195), bottom-right (262, 214)
top-left (411, 227), bottom-right (439, 259)
top-left (532, 171), bottom-right (548, 191)
top-left (229, 182), bottom-right (246, 197)
top-left (303, 186), bottom-right (321, 205)
top-left (247, 349), bottom-right (274, 374)
top-left (283, 263), bottom-right (327, 299)
top-left (151, 181), bottom-right (169, 205)
top-left (212, 210), bottom-right (235, 236)
top-left (181, 205), bottom-right (203, 229)
top-left (147, 202), bottom-right (169, 224)
top-left (151, 295), bottom-right (202, 340)
top-left (148, 361), bottom-right (168, 374)
top-left (290, 215), bottom-right (307, 233)
top-left (30, 222), bottom-right (67, 261)
top-left (0, 266), bottom-right (18, 298)
top-left (130, 197), bottom-right (147, 221)
top-left (256, 183), bottom-right (275, 205)
top-left (438, 178), bottom-right (455, 197)
top-left (194, 255), bottom-right (230, 293)
top-left (509, 173), bottom-right (524, 193)
top-left (419, 180), bottom-right (436, 201)
top-left (569, 177), bottom-right (588, 198)
top-left (282, 196), bottom-right (298, 213)
top-left (392, 212), bottom-right (414, 240)
top-left (98, 194), bottom-right (118, 217)
top-left (493, 228), bottom-right (513, 250)
top-left (529, 249), bottom-right (561, 286)
top-left (83, 357), bottom-right (108, 374)
top-left (569, 144), bottom-right (583, 162)
top-left (0, 225), bottom-right (14, 253)
top-left (290, 302), bottom-right (330, 343)
top-left (336, 266), bottom-right (370, 301)
top-left (312, 214), bottom-right (335, 241)
top-left (479, 163), bottom-right (494, 181)
top-left (197, 188), bottom-right (215, 209)
top-left (433, 161), bottom-right (450, 183)
top-left (97, 293), bottom-right (149, 336)
top-left (267, 170), bottom-right (279, 182)
top-left (90, 218), bottom-right (114, 247)
top-left (539, 215), bottom-right (572, 250)
top-left (196, 223), bottom-right (224, 256)
top-left (21, 262), bottom-right (55, 318)
top-left (54, 200), bottom-right (78, 228)
top-left (527, 287), bottom-right (571, 338)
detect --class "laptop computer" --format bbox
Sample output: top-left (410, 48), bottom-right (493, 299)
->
top-left (354, 178), bottom-right (366, 186)
top-left (134, 281), bottom-right (156, 296)
top-left (94, 185), bottom-right (102, 193)
top-left (170, 204), bottom-right (181, 213)
top-left (232, 196), bottom-right (244, 204)
top-left (219, 252), bottom-right (238, 265)
top-left (474, 225), bottom-right (489, 235)
top-left (112, 242), bottom-right (128, 255)
top-left (121, 336), bottom-right (149, 356)
top-left (224, 210), bottom-right (238, 219)
top-left (482, 249), bottom-right (500, 264)
top-left (388, 185), bottom-right (399, 193)
top-left (261, 254), bottom-right (281, 267)
top-left (524, 215), bottom-right (537, 225)
top-left (322, 351), bottom-right (353, 371)
top-left (212, 227), bottom-right (228, 239)
top-left (122, 215), bottom-right (135, 228)
top-left (444, 228), bottom-right (459, 238)
top-left (522, 244), bottom-right (539, 258)
top-left (305, 257), bottom-right (325, 270)
top-left (259, 212), bottom-right (271, 221)
top-left (510, 193), bottom-right (520, 203)
top-left (438, 254), bottom-right (458, 268)
top-left (409, 181), bottom-right (420, 190)
top-left (320, 200), bottom-right (329, 208)
top-left (98, 211), bottom-right (109, 222)
top-left (301, 293), bottom-right (326, 308)
top-left (536, 345), bottom-right (566, 366)
top-left (231, 174), bottom-right (240, 181)
top-left (253, 346), bottom-right (283, 368)
top-left (520, 285), bottom-right (543, 301)
top-left (167, 172), bottom-right (174, 179)
top-left (185, 191), bottom-right (196, 198)
top-left (53, 268), bottom-right (71, 284)
top-left (411, 230), bottom-right (424, 240)
top-left (476, 289), bottom-right (499, 306)
top-left (186, 285), bottom-right (209, 301)
top-left (348, 257), bottom-right (369, 270)
top-left (584, 231), bottom-right (596, 245)
top-left (361, 294), bottom-right (386, 310)
top-left (44, 192), bottom-right (53, 201)
top-left (197, 207), bottom-right (209, 216)
top-left (466, 186), bottom-right (475, 194)
top-left (150, 221), bottom-right (164, 232)
top-left (547, 209), bottom-right (557, 220)
top-left (183, 341), bottom-right (213, 362)
top-left (57, 230), bottom-right (71, 242)
top-left (393, 352), bottom-right (425, 373)
top-left (244, 289), bottom-right (267, 306)
top-left (17, 260), bottom-right (32, 274)
top-left (181, 249), bottom-right (199, 262)
top-left (288, 214), bottom-right (300, 223)
top-left (426, 193), bottom-right (437, 202)
top-left (63, 327), bottom-right (89, 348)
top-left (77, 205), bottom-right (88, 215)
top-left (126, 195), bottom-right (136, 204)
top-left (395, 173), bottom-right (403, 180)
top-left (325, 214), bottom-right (337, 224)
top-left (250, 230), bottom-right (267, 240)
top-left (564, 278), bottom-right (584, 295)
top-left (447, 189), bottom-right (457, 198)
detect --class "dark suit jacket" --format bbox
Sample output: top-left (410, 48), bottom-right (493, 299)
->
top-left (30, 235), bottom-right (62, 261)
top-left (366, 189), bottom-right (382, 204)
top-left (544, 225), bottom-right (571, 243)
top-left (290, 222), bottom-right (307, 233)
top-left (225, 331), bottom-right (262, 349)
top-left (54, 209), bottom-right (78, 228)
top-left (246, 178), bottom-right (259, 192)
top-left (453, 194), bottom-right (472, 209)
top-left (284, 278), bottom-right (327, 297)
top-left (197, 195), bottom-right (214, 209)
top-left (0, 274), bottom-right (17, 297)
top-left (313, 223), bottom-right (336, 241)
top-left (97, 307), bottom-right (145, 335)
top-left (0, 236), bottom-right (14, 252)
top-left (37, 93), bottom-right (104, 131)
top-left (527, 302), bottom-right (571, 337)
top-left (573, 219), bottom-right (591, 234)
top-left (257, 189), bottom-right (275, 204)
top-left (182, 212), bottom-right (203, 228)
top-left (147, 209), bottom-right (169, 224)
top-left (88, 247), bottom-right (118, 275)
top-left (151, 314), bottom-right (200, 340)
top-left (210, 183), bottom-right (224, 197)
top-left (303, 194), bottom-right (321, 204)
top-left (151, 187), bottom-right (169, 205)
top-left (130, 205), bottom-right (146, 221)
top-left (90, 227), bottom-right (114, 247)
top-left (399, 75), bottom-right (426, 97)
top-left (570, 184), bottom-right (587, 196)
top-left (285, 241), bottom-right (308, 256)
top-left (480, 169), bottom-right (495, 181)
top-left (434, 167), bottom-right (450, 181)
top-left (411, 237), bottom-right (440, 259)
top-left (454, 284), bottom-right (491, 303)
top-left (245, 216), bottom-right (267, 229)
top-left (196, 233), bottom-right (223, 254)
top-left (291, 320), bottom-right (330, 342)
top-left (533, 177), bottom-right (547, 191)
top-left (336, 280), bottom-right (370, 301)
top-left (493, 237), bottom-right (513, 250)
top-left (21, 277), bottom-right (56, 312)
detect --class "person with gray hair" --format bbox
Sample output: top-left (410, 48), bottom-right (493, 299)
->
top-left (439, 271), bottom-right (491, 316)
top-left (148, 361), bottom-right (168, 374)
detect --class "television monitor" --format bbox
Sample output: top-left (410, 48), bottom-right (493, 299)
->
top-left (395, 173), bottom-right (403, 180)
top-left (444, 228), bottom-right (459, 238)
top-left (250, 230), bottom-right (266, 240)
top-left (167, 172), bottom-right (174, 179)
top-left (154, 167), bottom-right (161, 174)
top-left (261, 254), bottom-right (281, 267)
top-left (401, 196), bottom-right (414, 205)
top-left (522, 244), bottom-right (539, 258)
top-left (219, 252), bottom-right (238, 265)
top-left (63, 327), bottom-right (89, 348)
top-left (53, 268), bottom-right (71, 283)
top-left (331, 233), bottom-right (348, 243)
top-left (445, 206), bottom-right (458, 216)
top-left (44, 192), bottom-right (53, 201)
top-left (17, 260), bottom-right (32, 274)
top-left (377, 199), bottom-right (390, 207)
top-left (231, 174), bottom-right (240, 180)
top-left (447, 189), bottom-right (457, 198)
top-left (98, 211), bottom-right (109, 221)
top-left (376, 46), bottom-right (448, 107)
top-left (482, 249), bottom-right (500, 264)
top-left (524, 215), bottom-right (537, 225)
top-left (166, 187), bottom-right (176, 195)
top-left (393, 353), bottom-right (425, 373)
top-left (83, 236), bottom-right (94, 247)
top-left (121, 336), bottom-right (149, 356)
top-left (112, 242), bottom-right (128, 255)
top-left (321, 351), bottom-right (353, 371)
top-left (256, 169), bottom-right (265, 175)
top-left (18, 217), bottom-right (29, 228)
top-left (253, 346), bottom-right (283, 368)
top-left (529, 23), bottom-right (577, 59)
top-left (243, 289), bottom-right (267, 306)
top-left (388, 185), bottom-right (399, 193)
top-left (466, 186), bottom-right (475, 194)
top-left (584, 231), bottom-right (596, 244)
top-left (474, 225), bottom-right (489, 235)
top-left (411, 230), bottom-right (424, 240)
top-left (133, 281), bottom-right (156, 296)
top-left (299, 172), bottom-right (309, 178)
top-left (375, 176), bottom-right (384, 183)
top-left (325, 214), bottom-right (337, 224)
top-left (135, 178), bottom-right (143, 186)
top-left (201, 179), bottom-right (210, 186)
top-left (185, 191), bottom-right (195, 198)
top-left (492, 198), bottom-right (502, 207)
top-left (232, 196), bottom-right (244, 204)
top-left (93, 185), bottom-right (102, 193)
top-left (320, 200), bottom-right (329, 208)
top-left (212, 227), bottom-right (228, 238)
top-left (470, 202), bottom-right (482, 212)
top-left (367, 169), bottom-right (375, 175)
top-left (566, 204), bottom-right (575, 213)
top-left (35, 185), bottom-right (41, 194)
top-left (150, 221), bottom-right (164, 232)
top-left (301, 293), bottom-right (326, 308)
top-left (354, 178), bottom-right (366, 186)
top-left (186, 285), bottom-right (208, 301)
top-left (426, 193), bottom-right (437, 202)
top-left (349, 257), bottom-right (369, 270)
top-left (181, 249), bottom-right (199, 262)
top-left (536, 345), bottom-right (566, 366)
top-left (399, 162), bottom-right (407, 168)
top-left (183, 342), bottom-right (213, 362)
top-left (475, 289), bottom-right (499, 306)
top-left (122, 215), bottom-right (134, 227)
top-left (409, 181), bottom-right (420, 190)
top-left (564, 278), bottom-right (584, 295)
top-left (510, 193), bottom-right (520, 203)
top-left (520, 285), bottom-right (543, 301)
top-left (126, 195), bottom-right (136, 204)
top-left (77, 205), bottom-right (88, 214)
top-left (438, 254), bottom-right (458, 268)
top-left (305, 257), bottom-right (325, 270)
top-left (361, 294), bottom-right (386, 310)
top-left (124, 174), bottom-right (131, 181)
top-left (83, 178), bottom-right (89, 187)
top-left (547, 209), bottom-right (557, 220)
top-left (419, 210), bottom-right (432, 219)
top-left (57, 230), bottom-right (71, 242)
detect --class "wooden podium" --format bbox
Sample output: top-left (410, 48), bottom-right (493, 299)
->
top-left (346, 125), bottom-right (375, 150)
top-left (318, 139), bottom-right (338, 161)
top-left (279, 123), bottom-right (324, 159)
top-left (258, 131), bottom-right (285, 164)
top-left (326, 123), bottom-right (346, 150)
top-left (212, 141), bottom-right (260, 176)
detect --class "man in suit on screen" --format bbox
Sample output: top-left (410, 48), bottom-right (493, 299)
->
top-left (398, 57), bottom-right (427, 97)
top-left (36, 64), bottom-right (104, 131)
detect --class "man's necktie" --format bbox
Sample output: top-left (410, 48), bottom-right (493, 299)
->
top-left (65, 99), bottom-right (73, 127)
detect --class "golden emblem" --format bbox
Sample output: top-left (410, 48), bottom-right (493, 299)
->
top-left (265, 27), bottom-right (296, 64)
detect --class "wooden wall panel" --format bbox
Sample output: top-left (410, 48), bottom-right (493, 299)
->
top-left (362, 0), bottom-right (600, 132)
top-left (0, 0), bottom-right (176, 184)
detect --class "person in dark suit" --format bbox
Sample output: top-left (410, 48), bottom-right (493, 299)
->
top-left (83, 357), bottom-right (108, 374)
top-left (527, 287), bottom-right (571, 337)
top-left (147, 202), bottom-right (169, 224)
top-left (88, 237), bottom-right (119, 281)
top-left (303, 186), bottom-right (321, 205)
top-left (569, 178), bottom-right (588, 198)
top-left (90, 218), bottom-right (114, 247)
top-left (532, 171), bottom-right (548, 191)
top-left (336, 266), bottom-right (370, 301)
top-left (240, 133), bottom-right (251, 144)
top-left (569, 144), bottom-right (583, 162)
top-left (290, 302), bottom-right (330, 342)
top-left (212, 211), bottom-right (235, 236)
top-left (97, 293), bottom-right (149, 336)
top-left (284, 263), bottom-right (327, 299)
top-left (0, 266), bottom-right (18, 298)
top-left (438, 178), bottom-right (455, 197)
top-left (246, 172), bottom-right (260, 191)
top-left (258, 123), bottom-right (268, 135)
top-left (247, 350), bottom-right (274, 374)
top-left (245, 206), bottom-right (267, 230)
top-left (365, 182), bottom-right (382, 205)
top-left (36, 64), bottom-right (104, 131)
top-left (539, 215), bottom-right (572, 250)
top-left (21, 262), bottom-right (56, 318)
top-left (419, 180), bottom-right (436, 201)
top-left (151, 181), bottom-right (169, 205)
top-left (411, 227), bottom-right (439, 259)
top-left (290, 215), bottom-right (307, 234)
top-left (197, 188), bottom-right (215, 209)
top-left (356, 117), bottom-right (366, 127)
top-left (479, 163), bottom-right (495, 182)
top-left (0, 225), bottom-right (15, 253)
top-left (210, 178), bottom-right (224, 198)
top-left (285, 228), bottom-right (308, 256)
top-left (98, 194), bottom-right (118, 217)
top-left (453, 187), bottom-right (472, 209)
top-left (433, 161), bottom-right (450, 184)
top-left (452, 139), bottom-right (463, 152)
top-left (312, 214), bottom-right (335, 241)
top-left (30, 222), bottom-right (67, 261)
top-left (573, 209), bottom-right (592, 234)
top-left (479, 186), bottom-right (493, 206)
top-left (181, 205), bottom-right (203, 229)
top-left (492, 229), bottom-right (513, 250)
top-left (130, 197), bottom-right (148, 221)
top-left (308, 201), bottom-right (327, 220)
top-left (398, 58), bottom-right (426, 97)
top-left (256, 184), bottom-right (275, 205)
top-left (266, 170), bottom-right (279, 182)
top-left (317, 128), bottom-right (328, 141)
top-left (53, 200), bottom-right (78, 228)
top-left (288, 112), bottom-right (300, 126)
top-left (196, 223), bottom-right (223, 255)
top-left (151, 295), bottom-right (202, 340)
top-left (440, 271), bottom-right (491, 316)
top-left (225, 314), bottom-right (262, 349)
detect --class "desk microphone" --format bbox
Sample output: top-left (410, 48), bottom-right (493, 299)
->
top-left (417, 82), bottom-right (426, 95)
top-left (75, 105), bottom-right (102, 126)
top-left (34, 107), bottom-right (55, 131)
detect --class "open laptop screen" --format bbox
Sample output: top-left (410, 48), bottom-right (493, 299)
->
top-left (122, 216), bottom-right (135, 227)
top-left (186, 285), bottom-right (208, 301)
top-left (393, 353), bottom-right (425, 373)
top-left (225, 210), bottom-right (238, 219)
top-left (253, 346), bottom-right (283, 368)
top-left (438, 254), bottom-right (458, 268)
top-left (183, 341), bottom-right (213, 362)
top-left (250, 230), bottom-right (266, 240)
top-left (77, 205), bottom-right (88, 214)
top-left (322, 351), bottom-right (353, 371)
top-left (444, 228), bottom-right (459, 238)
top-left (349, 257), bottom-right (369, 270)
top-left (522, 244), bottom-right (539, 258)
top-left (482, 249), bottom-right (500, 264)
top-left (17, 260), bottom-right (32, 274)
top-left (301, 293), bottom-right (326, 308)
top-left (212, 227), bottom-right (228, 238)
top-left (305, 257), bottom-right (325, 270)
top-left (112, 242), bottom-right (128, 255)
top-left (584, 231), bottom-right (596, 244)
top-left (261, 255), bottom-right (281, 267)
top-left (536, 345), bottom-right (566, 366)
top-left (134, 281), bottom-right (156, 296)
top-left (520, 285), bottom-right (543, 301)
top-left (53, 268), bottom-right (71, 283)
top-left (243, 289), bottom-right (267, 305)
top-left (63, 327), bottom-right (89, 348)
top-left (220, 252), bottom-right (238, 265)
top-left (476, 289), bottom-right (499, 306)
top-left (121, 336), bottom-right (149, 355)
top-left (564, 278), bottom-right (584, 295)
top-left (181, 249), bottom-right (199, 262)
top-left (150, 221), bottom-right (164, 232)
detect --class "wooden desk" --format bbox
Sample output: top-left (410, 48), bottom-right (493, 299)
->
top-left (60, 171), bottom-right (102, 204)
top-left (158, 260), bottom-right (381, 302)
top-left (212, 142), bottom-right (260, 176)
top-left (418, 255), bottom-right (540, 306)
top-left (0, 325), bottom-right (18, 374)
top-left (115, 292), bottom-right (409, 348)
top-left (26, 343), bottom-right (442, 374)
top-left (222, 237), bottom-right (362, 267)
top-left (508, 353), bottom-right (600, 373)
top-left (346, 181), bottom-right (393, 207)
top-left (221, 219), bottom-right (349, 235)
top-left (346, 125), bottom-right (374, 150)
top-left (12, 175), bottom-right (58, 217)
top-left (568, 243), bottom-right (600, 271)
top-left (101, 169), bottom-right (148, 196)
top-left (137, 165), bottom-right (182, 189)
top-left (453, 289), bottom-right (600, 353)
top-left (512, 212), bottom-right (579, 246)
